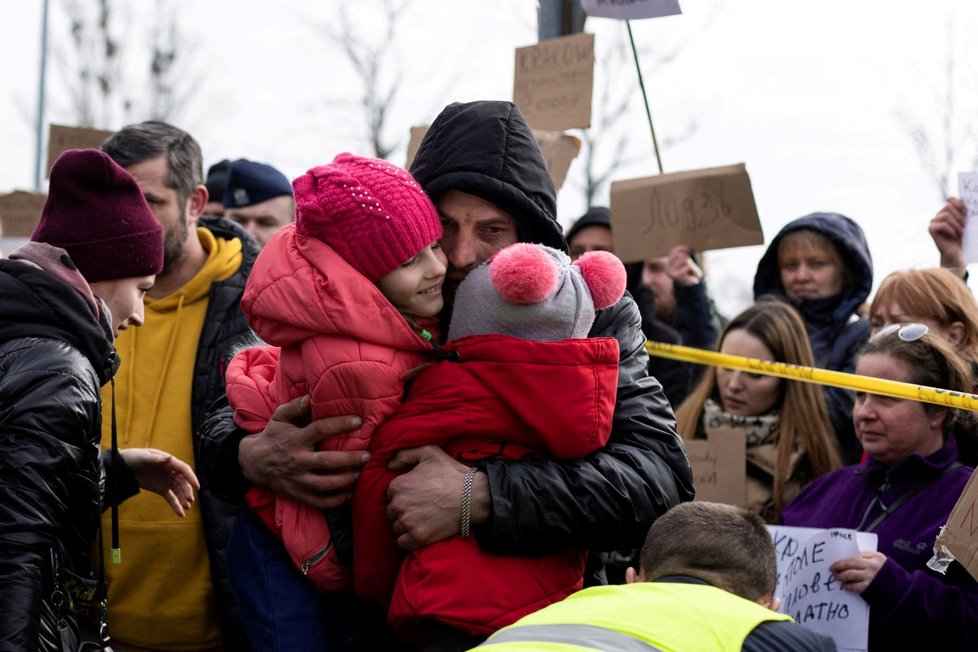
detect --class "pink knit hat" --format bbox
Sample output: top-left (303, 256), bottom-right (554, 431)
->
top-left (292, 153), bottom-right (442, 282)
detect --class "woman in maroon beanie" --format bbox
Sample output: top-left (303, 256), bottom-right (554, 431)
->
top-left (0, 149), bottom-right (200, 651)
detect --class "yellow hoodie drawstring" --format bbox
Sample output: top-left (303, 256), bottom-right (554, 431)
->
top-left (141, 293), bottom-right (186, 447)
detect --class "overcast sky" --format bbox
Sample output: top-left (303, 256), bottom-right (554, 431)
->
top-left (2, 0), bottom-right (977, 314)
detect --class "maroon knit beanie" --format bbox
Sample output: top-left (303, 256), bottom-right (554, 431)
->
top-left (32, 149), bottom-right (163, 282)
top-left (293, 153), bottom-right (442, 282)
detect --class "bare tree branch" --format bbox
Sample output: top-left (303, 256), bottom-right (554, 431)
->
top-left (894, 14), bottom-right (978, 200)
top-left (326, 0), bottom-right (408, 159)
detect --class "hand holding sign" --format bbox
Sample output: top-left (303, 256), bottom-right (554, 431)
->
top-left (929, 196), bottom-right (968, 274)
top-left (958, 172), bottom-right (978, 264)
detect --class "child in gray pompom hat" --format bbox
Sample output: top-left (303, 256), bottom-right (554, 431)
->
top-left (354, 242), bottom-right (630, 639)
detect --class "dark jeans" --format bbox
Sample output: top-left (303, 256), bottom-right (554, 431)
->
top-left (227, 507), bottom-right (405, 651)
top-left (227, 506), bottom-right (489, 651)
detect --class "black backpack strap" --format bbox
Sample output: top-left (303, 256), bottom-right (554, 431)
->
top-left (865, 462), bottom-right (963, 533)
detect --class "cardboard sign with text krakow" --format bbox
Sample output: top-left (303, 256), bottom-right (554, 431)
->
top-left (685, 427), bottom-right (746, 507)
top-left (0, 190), bottom-right (47, 237)
top-left (47, 124), bottom-right (114, 177)
top-left (610, 163), bottom-right (763, 262)
top-left (513, 32), bottom-right (594, 132)
top-left (933, 467), bottom-right (978, 583)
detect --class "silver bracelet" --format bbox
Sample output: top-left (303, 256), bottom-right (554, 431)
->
top-left (460, 466), bottom-right (478, 540)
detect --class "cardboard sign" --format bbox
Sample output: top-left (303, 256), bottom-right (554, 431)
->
top-left (47, 124), bottom-right (114, 177)
top-left (958, 171), bottom-right (978, 264)
top-left (933, 467), bottom-right (978, 582)
top-left (684, 427), bottom-right (746, 506)
top-left (768, 526), bottom-right (877, 652)
top-left (610, 163), bottom-right (763, 262)
top-left (405, 125), bottom-right (430, 171)
top-left (580, 0), bottom-right (682, 21)
top-left (533, 130), bottom-right (581, 192)
top-left (0, 190), bottom-right (47, 237)
top-left (513, 32), bottom-right (594, 132)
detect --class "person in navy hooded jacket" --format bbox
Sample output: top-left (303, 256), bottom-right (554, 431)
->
top-left (752, 213), bottom-right (872, 463)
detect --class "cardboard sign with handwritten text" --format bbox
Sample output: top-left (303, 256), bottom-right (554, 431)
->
top-left (404, 125), bottom-right (430, 171)
top-left (610, 163), bottom-right (763, 262)
top-left (685, 427), bottom-right (746, 506)
top-left (513, 32), bottom-right (594, 131)
top-left (47, 124), bottom-right (114, 177)
top-left (0, 190), bottom-right (47, 237)
top-left (933, 466), bottom-right (978, 582)
top-left (533, 130), bottom-right (581, 191)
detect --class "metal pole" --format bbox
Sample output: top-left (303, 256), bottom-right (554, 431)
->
top-left (626, 20), bottom-right (664, 174)
top-left (34, 0), bottom-right (51, 190)
top-left (538, 0), bottom-right (562, 41)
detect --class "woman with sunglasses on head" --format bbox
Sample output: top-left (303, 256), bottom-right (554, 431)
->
top-left (781, 323), bottom-right (978, 651)
top-left (869, 267), bottom-right (978, 376)
top-left (675, 298), bottom-right (842, 523)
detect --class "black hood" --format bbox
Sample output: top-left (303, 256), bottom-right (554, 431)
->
top-left (753, 212), bottom-right (873, 326)
top-left (0, 260), bottom-right (117, 385)
top-left (410, 101), bottom-right (566, 252)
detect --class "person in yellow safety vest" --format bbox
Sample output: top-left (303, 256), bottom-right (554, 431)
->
top-left (474, 502), bottom-right (837, 652)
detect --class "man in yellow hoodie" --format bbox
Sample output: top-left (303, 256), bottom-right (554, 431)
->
top-left (98, 121), bottom-right (262, 651)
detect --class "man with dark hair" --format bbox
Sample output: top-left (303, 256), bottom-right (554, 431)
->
top-left (198, 101), bottom-right (693, 649)
top-left (99, 121), bottom-right (260, 651)
top-left (476, 502), bottom-right (836, 651)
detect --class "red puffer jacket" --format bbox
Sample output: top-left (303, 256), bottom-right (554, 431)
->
top-left (354, 333), bottom-right (619, 636)
top-left (226, 224), bottom-right (435, 589)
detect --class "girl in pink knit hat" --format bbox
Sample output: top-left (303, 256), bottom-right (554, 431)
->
top-left (224, 153), bottom-right (446, 617)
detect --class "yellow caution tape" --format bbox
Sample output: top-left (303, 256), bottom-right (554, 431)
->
top-left (645, 340), bottom-right (978, 412)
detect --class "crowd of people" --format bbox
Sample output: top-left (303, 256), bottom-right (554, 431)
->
top-left (1, 98), bottom-right (977, 652)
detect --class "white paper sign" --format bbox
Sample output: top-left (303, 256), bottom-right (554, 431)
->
top-left (580, 0), bottom-right (681, 21)
top-left (767, 526), bottom-right (878, 652)
top-left (959, 171), bottom-right (978, 264)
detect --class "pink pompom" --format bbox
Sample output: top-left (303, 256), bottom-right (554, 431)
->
top-left (575, 250), bottom-right (626, 310)
top-left (489, 243), bottom-right (559, 304)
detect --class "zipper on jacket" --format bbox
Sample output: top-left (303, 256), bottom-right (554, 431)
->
top-left (300, 540), bottom-right (332, 574)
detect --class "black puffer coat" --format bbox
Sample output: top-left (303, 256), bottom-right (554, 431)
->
top-left (0, 258), bottom-right (136, 650)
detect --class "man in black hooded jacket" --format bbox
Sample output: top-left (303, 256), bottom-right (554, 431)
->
top-left (197, 101), bottom-right (693, 648)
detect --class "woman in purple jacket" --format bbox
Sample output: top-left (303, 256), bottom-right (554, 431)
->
top-left (781, 323), bottom-right (978, 651)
